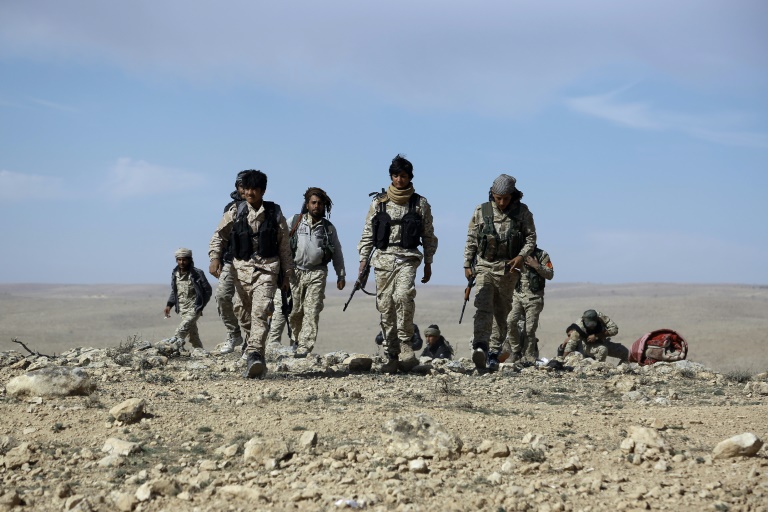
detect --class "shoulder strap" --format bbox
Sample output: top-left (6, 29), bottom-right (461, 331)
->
top-left (289, 214), bottom-right (302, 237)
top-left (481, 201), bottom-right (494, 223)
top-left (408, 193), bottom-right (421, 212)
top-left (235, 201), bottom-right (249, 220)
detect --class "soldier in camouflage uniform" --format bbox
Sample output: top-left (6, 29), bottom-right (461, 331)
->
top-left (164, 248), bottom-right (213, 349)
top-left (563, 309), bottom-right (629, 363)
top-left (285, 187), bottom-right (346, 357)
top-left (499, 246), bottom-right (554, 362)
top-left (209, 170), bottom-right (294, 379)
top-left (464, 174), bottom-right (536, 372)
top-left (357, 155), bottom-right (438, 374)
top-left (213, 172), bottom-right (247, 354)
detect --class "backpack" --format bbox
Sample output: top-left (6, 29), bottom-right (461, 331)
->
top-left (629, 329), bottom-right (688, 366)
top-left (288, 214), bottom-right (336, 265)
top-left (477, 202), bottom-right (525, 262)
top-left (231, 201), bottom-right (280, 260)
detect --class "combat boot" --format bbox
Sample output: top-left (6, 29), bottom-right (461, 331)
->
top-left (381, 354), bottom-right (399, 374)
top-left (472, 347), bottom-right (487, 371)
top-left (243, 352), bottom-right (267, 379)
top-left (487, 352), bottom-right (500, 372)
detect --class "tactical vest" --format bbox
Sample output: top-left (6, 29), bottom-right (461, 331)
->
top-left (288, 214), bottom-right (336, 265)
top-left (371, 193), bottom-right (422, 250)
top-left (477, 202), bottom-right (525, 262)
top-left (231, 201), bottom-right (280, 260)
top-left (516, 247), bottom-right (546, 293)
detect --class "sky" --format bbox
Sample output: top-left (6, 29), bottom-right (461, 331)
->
top-left (1, 0), bottom-right (766, 285)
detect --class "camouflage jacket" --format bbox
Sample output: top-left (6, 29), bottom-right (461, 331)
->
top-left (515, 247), bottom-right (554, 299)
top-left (464, 201), bottom-right (536, 275)
top-left (208, 201), bottom-right (294, 283)
top-left (574, 311), bottom-right (619, 340)
top-left (358, 191), bottom-right (438, 270)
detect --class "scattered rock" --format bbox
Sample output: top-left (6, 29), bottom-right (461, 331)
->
top-left (6, 367), bottom-right (96, 398)
top-left (102, 438), bottom-right (141, 456)
top-left (2, 442), bottom-right (36, 469)
top-left (408, 458), bottom-right (429, 473)
top-left (713, 433), bottom-right (764, 459)
top-left (109, 398), bottom-right (146, 423)
top-left (343, 354), bottom-right (373, 372)
top-left (382, 414), bottom-right (462, 460)
top-left (298, 431), bottom-right (318, 450)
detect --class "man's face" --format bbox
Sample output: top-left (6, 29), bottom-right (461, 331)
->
top-left (492, 193), bottom-right (513, 211)
top-left (176, 257), bottom-right (191, 271)
top-left (242, 187), bottom-right (265, 206)
top-left (390, 171), bottom-right (412, 190)
top-left (237, 185), bottom-right (245, 198)
top-left (426, 335), bottom-right (440, 347)
top-left (306, 195), bottom-right (325, 218)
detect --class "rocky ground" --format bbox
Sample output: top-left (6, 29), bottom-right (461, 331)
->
top-left (1, 339), bottom-right (767, 512)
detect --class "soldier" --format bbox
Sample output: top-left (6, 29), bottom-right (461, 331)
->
top-left (562, 309), bottom-right (629, 363)
top-left (163, 248), bottom-right (213, 349)
top-left (357, 154), bottom-right (438, 374)
top-left (209, 170), bottom-right (294, 379)
top-left (285, 187), bottom-right (346, 357)
top-left (464, 174), bottom-right (536, 372)
top-left (503, 246), bottom-right (554, 362)
top-left (421, 325), bottom-right (454, 360)
top-left (213, 172), bottom-right (247, 354)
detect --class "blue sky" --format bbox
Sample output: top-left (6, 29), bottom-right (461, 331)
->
top-left (1, 0), bottom-right (766, 285)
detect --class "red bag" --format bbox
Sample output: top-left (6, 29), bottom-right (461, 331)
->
top-left (629, 329), bottom-right (688, 366)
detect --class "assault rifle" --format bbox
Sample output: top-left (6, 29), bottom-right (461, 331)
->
top-left (459, 258), bottom-right (476, 324)
top-left (343, 248), bottom-right (376, 311)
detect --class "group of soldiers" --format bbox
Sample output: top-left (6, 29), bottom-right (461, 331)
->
top-left (164, 155), bottom-right (629, 379)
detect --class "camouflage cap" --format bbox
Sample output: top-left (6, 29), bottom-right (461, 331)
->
top-left (582, 309), bottom-right (599, 329)
top-left (490, 174), bottom-right (517, 195)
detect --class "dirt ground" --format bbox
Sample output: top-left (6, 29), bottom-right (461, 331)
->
top-left (1, 283), bottom-right (767, 511)
top-left (2, 283), bottom-right (767, 373)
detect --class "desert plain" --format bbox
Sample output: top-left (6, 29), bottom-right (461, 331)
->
top-left (1, 282), bottom-right (767, 511)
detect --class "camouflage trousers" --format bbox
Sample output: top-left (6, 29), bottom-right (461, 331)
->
top-left (375, 259), bottom-right (418, 357)
top-left (265, 297), bottom-right (287, 345)
top-left (215, 262), bottom-right (241, 341)
top-left (234, 270), bottom-right (278, 357)
top-left (506, 293), bottom-right (544, 358)
top-left (565, 333), bottom-right (629, 363)
top-left (473, 270), bottom-right (518, 354)
top-left (174, 301), bottom-right (203, 348)
top-left (289, 268), bottom-right (328, 353)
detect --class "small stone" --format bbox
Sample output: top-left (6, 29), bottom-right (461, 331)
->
top-left (487, 471), bottom-right (502, 484)
top-left (102, 438), bottom-right (141, 456)
top-left (113, 491), bottom-right (137, 511)
top-left (109, 398), bottom-right (146, 424)
top-left (408, 458), bottom-right (429, 473)
top-left (299, 431), bottom-right (318, 450)
top-left (713, 433), bottom-right (764, 459)
top-left (6, 367), bottom-right (96, 398)
top-left (98, 454), bottom-right (124, 467)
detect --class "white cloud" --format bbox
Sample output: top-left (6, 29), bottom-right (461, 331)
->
top-left (29, 97), bottom-right (77, 113)
top-left (0, 1), bottom-right (765, 115)
top-left (566, 90), bottom-right (768, 149)
top-left (106, 158), bottom-right (206, 198)
top-left (0, 170), bottom-right (65, 202)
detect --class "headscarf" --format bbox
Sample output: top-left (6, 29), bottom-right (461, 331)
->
top-left (174, 248), bottom-right (193, 259)
top-left (424, 325), bottom-right (441, 337)
top-left (490, 174), bottom-right (517, 195)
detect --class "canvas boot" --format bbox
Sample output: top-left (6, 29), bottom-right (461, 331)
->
top-left (381, 354), bottom-right (399, 375)
top-left (219, 336), bottom-right (243, 354)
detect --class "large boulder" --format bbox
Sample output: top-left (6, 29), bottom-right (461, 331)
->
top-left (5, 367), bottom-right (96, 398)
